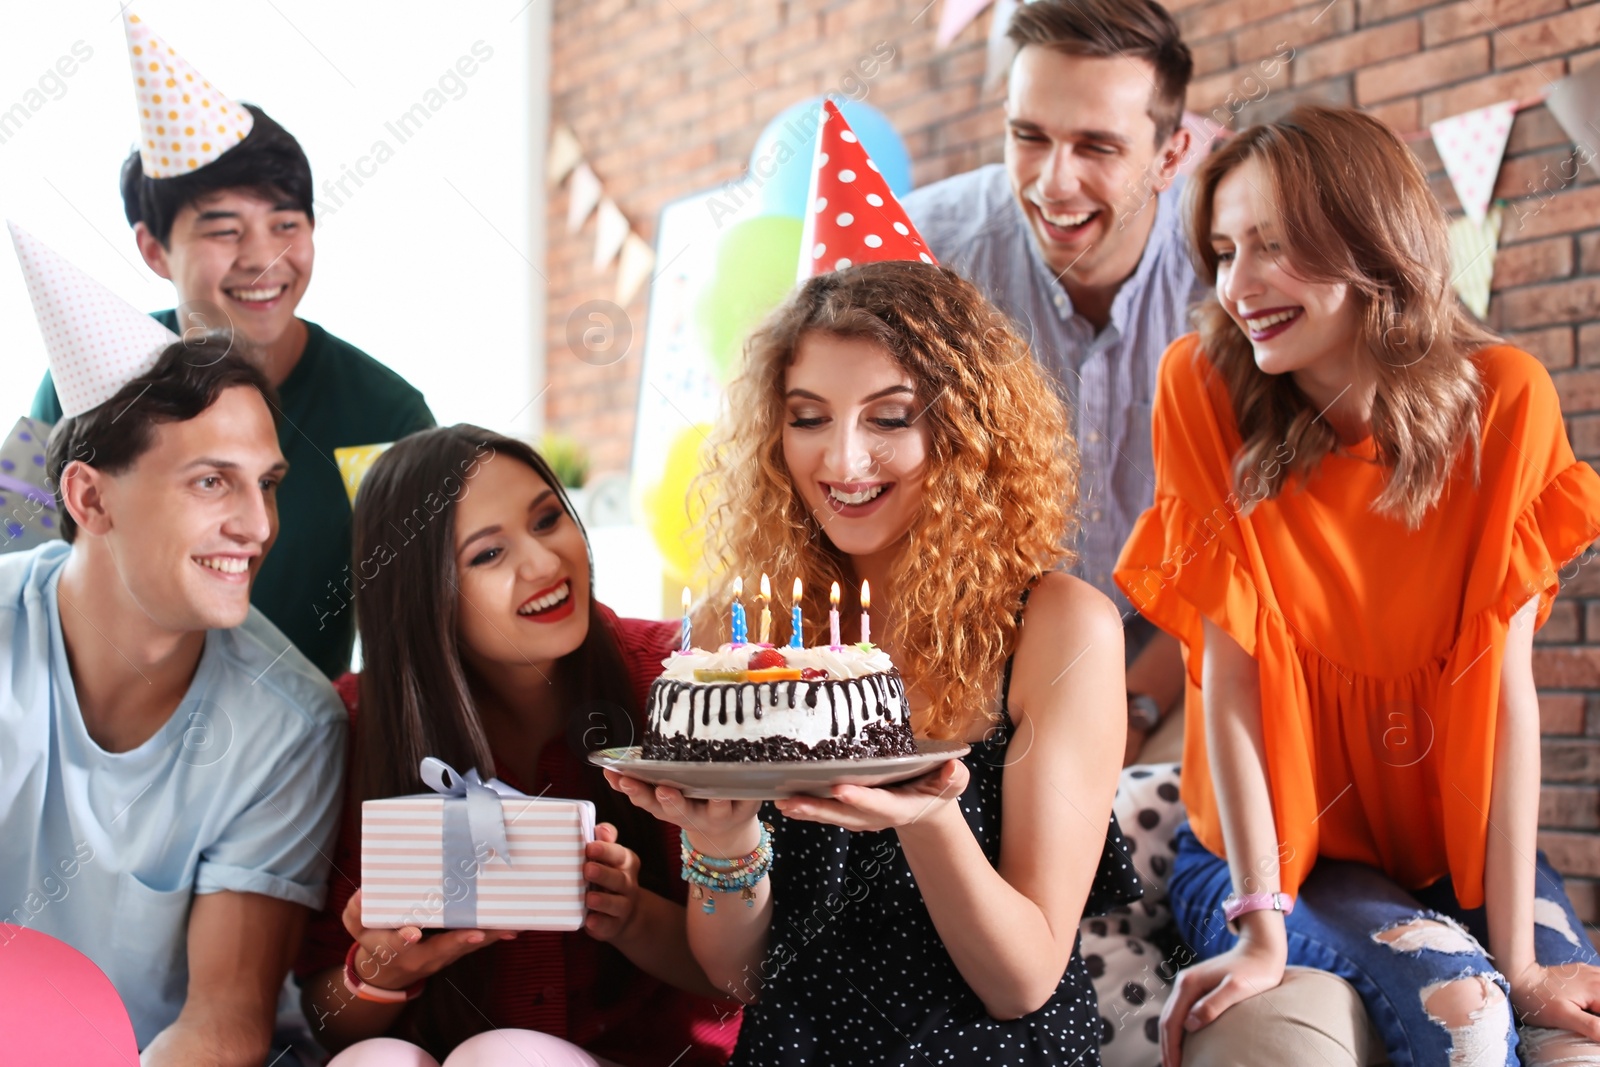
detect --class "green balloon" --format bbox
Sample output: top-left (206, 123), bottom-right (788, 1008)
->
top-left (694, 215), bottom-right (803, 382)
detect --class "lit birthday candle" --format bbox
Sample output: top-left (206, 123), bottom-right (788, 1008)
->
top-left (758, 573), bottom-right (773, 645)
top-left (731, 576), bottom-right (747, 645)
top-left (829, 581), bottom-right (841, 648)
top-left (789, 577), bottom-right (803, 649)
top-left (861, 580), bottom-right (871, 645)
top-left (680, 586), bottom-right (691, 652)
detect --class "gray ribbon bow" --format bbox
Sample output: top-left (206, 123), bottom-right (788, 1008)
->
top-left (420, 757), bottom-right (521, 926)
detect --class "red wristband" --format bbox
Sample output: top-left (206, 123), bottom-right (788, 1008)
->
top-left (343, 940), bottom-right (425, 1004)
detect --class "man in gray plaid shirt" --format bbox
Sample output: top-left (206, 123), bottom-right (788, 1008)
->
top-left (905, 0), bottom-right (1206, 766)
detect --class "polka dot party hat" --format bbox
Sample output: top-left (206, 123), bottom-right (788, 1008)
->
top-left (9, 222), bottom-right (180, 418)
top-left (797, 99), bottom-right (936, 283)
top-left (123, 10), bottom-right (254, 179)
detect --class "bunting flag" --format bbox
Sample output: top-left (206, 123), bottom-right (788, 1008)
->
top-left (937, 0), bottom-right (996, 48)
top-left (1447, 202), bottom-right (1503, 320)
top-left (566, 162), bottom-right (603, 234)
top-left (1430, 101), bottom-right (1516, 226)
top-left (1544, 64), bottom-right (1600, 181)
top-left (592, 198), bottom-right (630, 272)
top-left (798, 100), bottom-right (937, 282)
top-left (554, 127), bottom-right (657, 307)
top-left (615, 232), bottom-right (656, 306)
top-left (983, 0), bottom-right (1021, 91)
top-left (547, 124), bottom-right (583, 186)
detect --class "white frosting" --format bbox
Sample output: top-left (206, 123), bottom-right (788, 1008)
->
top-left (647, 670), bottom-right (906, 745)
top-left (658, 643), bottom-right (893, 681)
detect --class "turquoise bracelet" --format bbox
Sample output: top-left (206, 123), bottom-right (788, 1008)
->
top-left (681, 823), bottom-right (774, 914)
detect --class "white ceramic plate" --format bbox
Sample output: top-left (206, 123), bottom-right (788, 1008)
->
top-left (587, 739), bottom-right (972, 800)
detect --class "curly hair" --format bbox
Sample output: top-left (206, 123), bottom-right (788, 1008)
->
top-left (693, 260), bottom-right (1078, 739)
top-left (1187, 104), bottom-right (1499, 527)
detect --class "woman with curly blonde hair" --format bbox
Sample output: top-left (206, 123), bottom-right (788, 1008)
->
top-left (609, 259), bottom-right (1143, 1066)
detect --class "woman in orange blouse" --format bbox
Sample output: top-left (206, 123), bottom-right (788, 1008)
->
top-left (1114, 104), bottom-right (1600, 1067)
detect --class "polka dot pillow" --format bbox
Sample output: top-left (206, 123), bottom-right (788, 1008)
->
top-left (1112, 762), bottom-right (1185, 930)
top-left (1084, 762), bottom-right (1184, 1067)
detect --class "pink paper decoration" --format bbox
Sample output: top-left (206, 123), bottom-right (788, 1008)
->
top-left (797, 100), bottom-right (937, 283)
top-left (0, 925), bottom-right (137, 1063)
top-left (937, 0), bottom-right (996, 48)
top-left (9, 222), bottom-right (180, 417)
top-left (123, 11), bottom-right (253, 179)
top-left (1430, 100), bottom-right (1516, 226)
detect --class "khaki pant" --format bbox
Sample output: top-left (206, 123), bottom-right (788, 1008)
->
top-left (1182, 967), bottom-right (1388, 1067)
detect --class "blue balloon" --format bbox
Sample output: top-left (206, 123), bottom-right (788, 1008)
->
top-left (747, 97), bottom-right (913, 219)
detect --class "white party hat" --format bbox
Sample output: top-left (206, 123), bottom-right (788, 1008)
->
top-left (9, 222), bottom-right (180, 417)
top-left (124, 11), bottom-right (253, 179)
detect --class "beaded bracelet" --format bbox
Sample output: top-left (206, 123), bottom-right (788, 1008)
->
top-left (681, 823), bottom-right (774, 914)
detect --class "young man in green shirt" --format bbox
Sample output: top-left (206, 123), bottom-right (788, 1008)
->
top-left (31, 20), bottom-right (432, 677)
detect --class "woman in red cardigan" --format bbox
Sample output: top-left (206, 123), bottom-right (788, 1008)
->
top-left (296, 426), bottom-right (738, 1066)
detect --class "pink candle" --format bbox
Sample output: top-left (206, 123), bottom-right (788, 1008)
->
top-left (829, 581), bottom-right (841, 648)
top-left (860, 580), bottom-right (871, 645)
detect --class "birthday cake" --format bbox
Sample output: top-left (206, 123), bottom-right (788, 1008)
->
top-left (642, 644), bottom-right (916, 762)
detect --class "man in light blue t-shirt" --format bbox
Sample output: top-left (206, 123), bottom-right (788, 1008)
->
top-left (0, 336), bottom-right (346, 1060)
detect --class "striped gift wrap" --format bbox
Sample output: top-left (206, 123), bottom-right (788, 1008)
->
top-left (360, 795), bottom-right (595, 930)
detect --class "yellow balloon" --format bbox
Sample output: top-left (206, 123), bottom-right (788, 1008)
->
top-left (641, 424), bottom-right (712, 586)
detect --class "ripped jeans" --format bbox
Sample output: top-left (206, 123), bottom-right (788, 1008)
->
top-left (1169, 822), bottom-right (1600, 1067)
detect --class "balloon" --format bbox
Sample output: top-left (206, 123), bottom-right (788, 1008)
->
top-left (692, 214), bottom-right (802, 383)
top-left (0, 925), bottom-right (137, 1063)
top-left (748, 97), bottom-right (912, 219)
top-left (641, 423), bottom-right (714, 586)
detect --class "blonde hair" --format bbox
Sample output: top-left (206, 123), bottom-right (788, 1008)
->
top-left (694, 261), bottom-right (1077, 738)
top-left (1187, 104), bottom-right (1499, 527)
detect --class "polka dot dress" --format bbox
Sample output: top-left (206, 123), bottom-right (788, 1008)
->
top-left (731, 644), bottom-right (1144, 1066)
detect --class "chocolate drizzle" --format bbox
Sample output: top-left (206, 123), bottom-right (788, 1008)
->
top-left (643, 670), bottom-right (911, 762)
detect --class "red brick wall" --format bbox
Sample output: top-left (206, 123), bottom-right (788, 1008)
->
top-left (547, 0), bottom-right (1600, 936)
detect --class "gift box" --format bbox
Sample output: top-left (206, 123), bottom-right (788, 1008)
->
top-left (0, 416), bottom-right (62, 555)
top-left (361, 757), bottom-right (594, 931)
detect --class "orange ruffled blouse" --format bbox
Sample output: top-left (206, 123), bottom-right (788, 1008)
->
top-left (1114, 334), bottom-right (1600, 909)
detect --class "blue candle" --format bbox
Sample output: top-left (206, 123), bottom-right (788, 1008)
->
top-left (731, 577), bottom-right (747, 645)
top-left (680, 586), bottom-right (691, 652)
top-left (789, 577), bottom-right (803, 649)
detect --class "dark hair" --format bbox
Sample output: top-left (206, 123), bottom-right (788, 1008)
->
top-left (349, 425), bottom-right (669, 1055)
top-left (46, 335), bottom-right (278, 542)
top-left (1007, 0), bottom-right (1193, 144)
top-left (120, 104), bottom-right (314, 245)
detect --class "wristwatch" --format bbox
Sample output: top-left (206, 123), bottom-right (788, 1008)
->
top-left (1127, 692), bottom-right (1162, 732)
